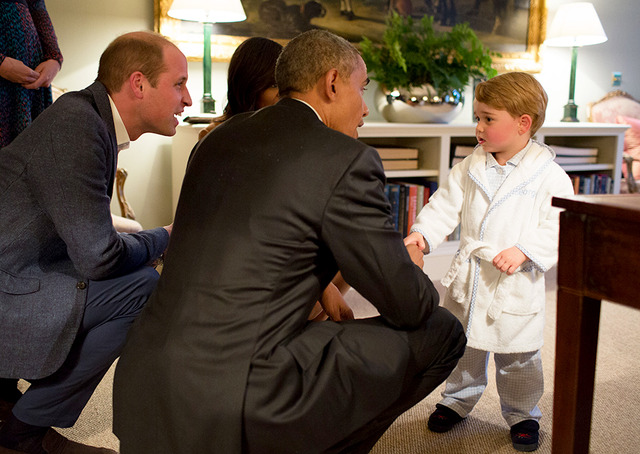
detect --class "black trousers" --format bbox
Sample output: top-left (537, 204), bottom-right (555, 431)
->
top-left (9, 266), bottom-right (159, 428)
top-left (242, 305), bottom-right (466, 454)
top-left (326, 306), bottom-right (466, 454)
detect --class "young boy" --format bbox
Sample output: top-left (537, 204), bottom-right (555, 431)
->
top-left (404, 72), bottom-right (575, 452)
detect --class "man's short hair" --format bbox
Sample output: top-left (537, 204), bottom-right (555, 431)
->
top-left (97, 31), bottom-right (176, 94)
top-left (276, 30), bottom-right (361, 98)
top-left (474, 71), bottom-right (548, 136)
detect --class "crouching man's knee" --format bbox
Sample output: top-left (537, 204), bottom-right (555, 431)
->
top-left (409, 306), bottom-right (466, 375)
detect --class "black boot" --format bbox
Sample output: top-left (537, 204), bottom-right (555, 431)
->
top-left (0, 414), bottom-right (48, 454)
top-left (0, 379), bottom-right (22, 423)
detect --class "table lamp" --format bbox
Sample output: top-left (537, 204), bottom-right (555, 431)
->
top-left (544, 2), bottom-right (607, 122)
top-left (168, 0), bottom-right (247, 114)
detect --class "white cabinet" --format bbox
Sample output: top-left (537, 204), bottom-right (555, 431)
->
top-left (358, 122), bottom-right (627, 194)
top-left (171, 123), bottom-right (204, 213)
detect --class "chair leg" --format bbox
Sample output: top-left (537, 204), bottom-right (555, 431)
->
top-left (623, 155), bottom-right (638, 194)
top-left (115, 168), bottom-right (137, 220)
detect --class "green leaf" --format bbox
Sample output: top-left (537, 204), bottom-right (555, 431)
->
top-left (360, 12), bottom-right (501, 93)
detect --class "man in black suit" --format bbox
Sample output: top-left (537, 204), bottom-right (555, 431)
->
top-left (113, 29), bottom-right (466, 454)
top-left (0, 31), bottom-right (191, 454)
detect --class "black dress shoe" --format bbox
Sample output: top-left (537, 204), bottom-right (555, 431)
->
top-left (0, 380), bottom-right (21, 423)
top-left (427, 404), bottom-right (464, 433)
top-left (0, 401), bottom-right (15, 424)
top-left (0, 429), bottom-right (117, 454)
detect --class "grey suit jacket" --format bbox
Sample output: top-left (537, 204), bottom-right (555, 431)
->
top-left (0, 81), bottom-right (169, 379)
top-left (113, 98), bottom-right (440, 453)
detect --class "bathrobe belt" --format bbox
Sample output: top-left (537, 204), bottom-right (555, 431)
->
top-left (441, 240), bottom-right (515, 321)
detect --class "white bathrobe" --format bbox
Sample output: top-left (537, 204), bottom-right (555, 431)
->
top-left (411, 140), bottom-right (575, 353)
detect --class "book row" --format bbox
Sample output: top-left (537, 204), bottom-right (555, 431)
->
top-left (374, 147), bottom-right (420, 171)
top-left (568, 173), bottom-right (613, 194)
top-left (451, 144), bottom-right (601, 167)
top-left (376, 145), bottom-right (608, 173)
top-left (383, 174), bottom-right (610, 239)
top-left (385, 180), bottom-right (438, 236)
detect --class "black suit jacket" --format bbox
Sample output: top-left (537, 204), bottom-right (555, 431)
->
top-left (113, 98), bottom-right (439, 453)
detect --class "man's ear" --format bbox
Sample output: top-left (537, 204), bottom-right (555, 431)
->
top-left (129, 72), bottom-right (145, 99)
top-left (519, 114), bottom-right (532, 135)
top-left (323, 69), bottom-right (339, 100)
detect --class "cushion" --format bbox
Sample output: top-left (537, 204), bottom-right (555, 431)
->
top-left (589, 91), bottom-right (640, 123)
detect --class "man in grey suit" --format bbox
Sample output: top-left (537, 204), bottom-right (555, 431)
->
top-left (0, 31), bottom-right (192, 454)
top-left (114, 30), bottom-right (465, 453)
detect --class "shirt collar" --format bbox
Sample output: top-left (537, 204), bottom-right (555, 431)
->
top-left (486, 139), bottom-right (532, 169)
top-left (108, 95), bottom-right (130, 152)
top-left (291, 98), bottom-right (323, 122)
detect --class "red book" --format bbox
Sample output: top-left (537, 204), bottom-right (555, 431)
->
top-left (406, 184), bottom-right (418, 235)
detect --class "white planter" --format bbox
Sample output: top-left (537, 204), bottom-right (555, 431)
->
top-left (375, 85), bottom-right (464, 123)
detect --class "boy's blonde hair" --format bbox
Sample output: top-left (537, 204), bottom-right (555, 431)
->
top-left (475, 72), bottom-right (548, 136)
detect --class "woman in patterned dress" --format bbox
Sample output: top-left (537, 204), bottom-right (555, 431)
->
top-left (0, 0), bottom-right (63, 147)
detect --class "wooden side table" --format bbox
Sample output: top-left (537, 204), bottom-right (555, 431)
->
top-left (551, 194), bottom-right (640, 453)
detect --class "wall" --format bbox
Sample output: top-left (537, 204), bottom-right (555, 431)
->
top-left (538, 0), bottom-right (638, 124)
top-left (47, 0), bottom-right (175, 228)
top-left (45, 0), bottom-right (639, 227)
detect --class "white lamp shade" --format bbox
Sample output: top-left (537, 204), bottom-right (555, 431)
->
top-left (545, 2), bottom-right (607, 47)
top-left (168, 0), bottom-right (247, 23)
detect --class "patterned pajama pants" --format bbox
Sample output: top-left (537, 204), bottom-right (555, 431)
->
top-left (439, 346), bottom-right (543, 427)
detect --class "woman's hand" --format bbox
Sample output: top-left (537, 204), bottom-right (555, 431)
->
top-left (0, 57), bottom-right (39, 85)
top-left (23, 59), bottom-right (61, 89)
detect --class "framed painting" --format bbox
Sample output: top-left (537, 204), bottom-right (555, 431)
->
top-left (155, 0), bottom-right (546, 71)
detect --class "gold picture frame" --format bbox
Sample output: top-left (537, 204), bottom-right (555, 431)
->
top-left (492, 0), bottom-right (547, 73)
top-left (155, 0), bottom-right (547, 72)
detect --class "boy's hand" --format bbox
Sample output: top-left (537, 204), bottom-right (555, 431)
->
top-left (404, 231), bottom-right (427, 252)
top-left (493, 246), bottom-right (527, 275)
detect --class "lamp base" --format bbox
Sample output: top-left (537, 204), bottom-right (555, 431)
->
top-left (201, 95), bottom-right (216, 114)
top-left (561, 102), bottom-right (579, 122)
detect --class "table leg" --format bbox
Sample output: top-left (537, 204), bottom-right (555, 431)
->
top-left (552, 289), bottom-right (601, 453)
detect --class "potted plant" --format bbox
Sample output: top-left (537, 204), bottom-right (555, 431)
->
top-left (360, 12), bottom-right (500, 123)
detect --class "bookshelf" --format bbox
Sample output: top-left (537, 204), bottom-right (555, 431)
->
top-left (172, 121), bottom-right (627, 280)
top-left (358, 122), bottom-right (628, 194)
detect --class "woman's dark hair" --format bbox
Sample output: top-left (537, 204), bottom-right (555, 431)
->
top-left (220, 37), bottom-right (283, 121)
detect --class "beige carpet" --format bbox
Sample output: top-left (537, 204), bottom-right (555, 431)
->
top-left (51, 269), bottom-right (640, 453)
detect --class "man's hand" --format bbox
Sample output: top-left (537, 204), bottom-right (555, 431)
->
top-left (493, 246), bottom-right (527, 275)
top-left (406, 243), bottom-right (424, 269)
top-left (316, 282), bottom-right (354, 321)
top-left (148, 223), bottom-right (173, 269)
top-left (198, 121), bottom-right (217, 140)
top-left (308, 301), bottom-right (328, 322)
